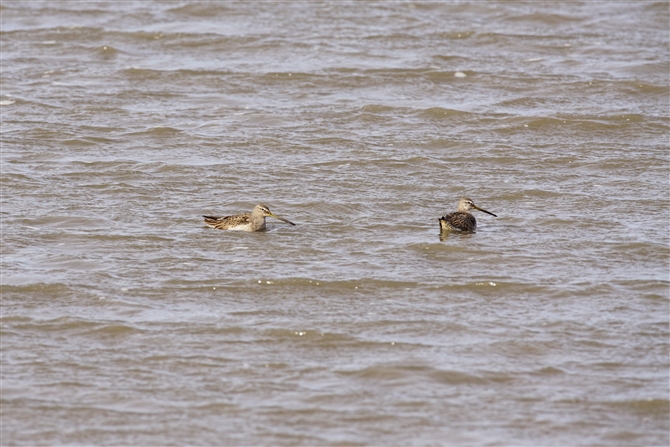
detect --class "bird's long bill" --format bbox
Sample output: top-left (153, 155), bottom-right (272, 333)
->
top-left (474, 206), bottom-right (497, 217)
top-left (269, 213), bottom-right (296, 226)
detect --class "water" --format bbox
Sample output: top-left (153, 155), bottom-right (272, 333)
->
top-left (2, 1), bottom-right (669, 445)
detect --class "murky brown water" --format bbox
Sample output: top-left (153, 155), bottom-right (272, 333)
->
top-left (2, 1), bottom-right (669, 445)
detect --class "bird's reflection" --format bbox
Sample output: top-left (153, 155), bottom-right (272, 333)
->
top-left (439, 230), bottom-right (475, 242)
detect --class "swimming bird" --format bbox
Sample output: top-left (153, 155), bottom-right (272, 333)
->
top-left (439, 198), bottom-right (497, 232)
top-left (203, 203), bottom-right (295, 231)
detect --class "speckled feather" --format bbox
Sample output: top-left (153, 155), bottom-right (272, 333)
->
top-left (203, 203), bottom-right (295, 232)
top-left (439, 198), bottom-right (497, 232)
top-left (439, 211), bottom-right (478, 232)
top-left (203, 212), bottom-right (258, 231)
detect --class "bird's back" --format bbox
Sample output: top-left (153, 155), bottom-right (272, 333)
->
top-left (203, 212), bottom-right (256, 231)
top-left (439, 211), bottom-right (477, 232)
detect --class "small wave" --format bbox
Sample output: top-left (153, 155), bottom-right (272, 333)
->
top-left (339, 363), bottom-right (504, 386)
top-left (167, 3), bottom-right (234, 17)
top-left (123, 126), bottom-right (183, 137)
top-left (416, 107), bottom-right (472, 119)
top-left (360, 104), bottom-right (396, 114)
top-left (92, 45), bottom-right (122, 60)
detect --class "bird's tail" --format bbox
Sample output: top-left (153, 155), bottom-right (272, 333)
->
top-left (203, 215), bottom-right (221, 225)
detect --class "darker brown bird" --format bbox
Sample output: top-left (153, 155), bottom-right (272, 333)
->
top-left (439, 198), bottom-right (497, 232)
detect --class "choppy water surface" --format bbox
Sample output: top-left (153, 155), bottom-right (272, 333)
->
top-left (2, 1), bottom-right (669, 445)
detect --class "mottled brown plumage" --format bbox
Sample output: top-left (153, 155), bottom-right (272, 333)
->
top-left (439, 198), bottom-right (497, 232)
top-left (203, 204), bottom-right (295, 231)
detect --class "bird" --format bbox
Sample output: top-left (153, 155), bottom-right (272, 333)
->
top-left (203, 203), bottom-right (295, 231)
top-left (439, 198), bottom-right (497, 232)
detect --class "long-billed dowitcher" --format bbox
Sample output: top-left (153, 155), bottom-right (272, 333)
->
top-left (203, 203), bottom-right (295, 231)
top-left (439, 198), bottom-right (497, 232)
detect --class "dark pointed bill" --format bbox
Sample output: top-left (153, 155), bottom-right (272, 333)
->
top-left (270, 214), bottom-right (296, 225)
top-left (474, 206), bottom-right (497, 217)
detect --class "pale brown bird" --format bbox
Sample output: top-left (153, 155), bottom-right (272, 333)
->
top-left (203, 203), bottom-right (295, 231)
